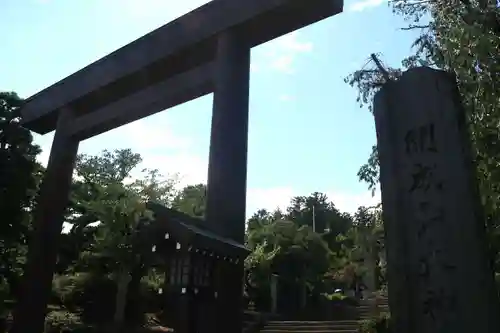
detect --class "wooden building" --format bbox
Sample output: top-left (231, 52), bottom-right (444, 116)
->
top-left (142, 202), bottom-right (249, 333)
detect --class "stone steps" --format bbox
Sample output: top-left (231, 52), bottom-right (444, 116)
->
top-left (254, 297), bottom-right (390, 332)
top-left (260, 327), bottom-right (359, 333)
top-left (260, 321), bottom-right (359, 333)
top-left (356, 297), bottom-right (389, 320)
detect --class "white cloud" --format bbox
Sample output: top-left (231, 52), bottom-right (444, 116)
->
top-left (247, 187), bottom-right (296, 215)
top-left (326, 189), bottom-right (381, 214)
top-left (348, 0), bottom-right (387, 12)
top-left (36, 139), bottom-right (51, 167)
top-left (277, 32), bottom-right (313, 53)
top-left (250, 63), bottom-right (260, 73)
top-left (262, 31), bottom-right (313, 74)
top-left (106, 121), bottom-right (192, 151)
top-left (34, 119), bottom-right (192, 167)
top-left (279, 94), bottom-right (295, 102)
top-left (271, 55), bottom-right (295, 74)
top-left (137, 152), bottom-right (207, 187)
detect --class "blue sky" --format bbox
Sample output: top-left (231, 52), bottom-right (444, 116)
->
top-left (1, 0), bottom-right (421, 217)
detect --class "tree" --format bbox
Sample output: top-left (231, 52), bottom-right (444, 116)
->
top-left (58, 149), bottom-right (178, 273)
top-left (350, 205), bottom-right (384, 291)
top-left (246, 217), bottom-right (333, 310)
top-left (0, 91), bottom-right (42, 299)
top-left (83, 181), bottom-right (154, 330)
top-left (54, 149), bottom-right (178, 326)
top-left (68, 149), bottom-right (144, 233)
top-left (247, 209), bottom-right (277, 234)
top-left (244, 241), bottom-right (280, 309)
top-left (171, 184), bottom-right (207, 218)
top-left (50, 149), bottom-right (144, 274)
top-left (285, 193), bottom-right (353, 256)
top-left (286, 192), bottom-right (352, 236)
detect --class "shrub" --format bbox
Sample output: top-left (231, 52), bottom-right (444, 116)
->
top-left (74, 274), bottom-right (117, 324)
top-left (323, 292), bottom-right (345, 301)
top-left (322, 292), bottom-right (358, 306)
top-left (44, 310), bottom-right (84, 333)
top-left (359, 312), bottom-right (391, 333)
top-left (52, 273), bottom-right (116, 324)
top-left (52, 271), bottom-right (165, 326)
top-left (140, 272), bottom-right (163, 309)
top-left (52, 273), bottom-right (89, 310)
top-left (0, 279), bottom-right (9, 302)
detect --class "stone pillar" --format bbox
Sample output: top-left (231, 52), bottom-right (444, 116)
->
top-left (206, 28), bottom-right (250, 333)
top-left (11, 108), bottom-right (80, 333)
top-left (374, 67), bottom-right (500, 333)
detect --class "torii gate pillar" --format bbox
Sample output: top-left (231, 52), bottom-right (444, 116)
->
top-left (206, 29), bottom-right (251, 333)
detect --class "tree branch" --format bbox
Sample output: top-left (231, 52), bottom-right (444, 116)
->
top-left (401, 24), bottom-right (430, 30)
top-left (370, 54), bottom-right (391, 82)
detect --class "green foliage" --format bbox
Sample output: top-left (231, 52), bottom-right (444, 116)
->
top-left (140, 269), bottom-right (163, 294)
top-left (51, 274), bottom-right (86, 310)
top-left (244, 192), bottom-right (372, 311)
top-left (322, 292), bottom-right (346, 301)
top-left (59, 149), bottom-right (179, 277)
top-left (245, 242), bottom-right (281, 297)
top-left (286, 192), bottom-right (351, 236)
top-left (82, 181), bottom-right (154, 270)
top-left (129, 168), bottom-right (179, 206)
top-left (68, 149), bottom-right (143, 234)
top-left (172, 183), bottom-right (207, 218)
top-left (58, 149), bottom-right (144, 274)
top-left (73, 154), bottom-right (180, 327)
top-left (495, 273), bottom-right (500, 295)
top-left (321, 292), bottom-right (359, 307)
top-left (0, 91), bottom-right (42, 298)
top-left (348, 205), bottom-right (384, 263)
top-left (247, 209), bottom-right (277, 234)
top-left (325, 205), bottom-right (386, 292)
top-left (359, 312), bottom-right (391, 333)
top-left (248, 219), bottom-right (332, 282)
top-left (356, 145), bottom-right (379, 197)
top-left (244, 191), bottom-right (389, 312)
top-left (0, 280), bottom-right (9, 320)
top-left (44, 310), bottom-right (84, 333)
top-left (68, 150), bottom-right (175, 231)
top-left (51, 273), bottom-right (116, 324)
top-left (74, 149), bottom-right (142, 186)
top-left (50, 271), bottom-right (164, 326)
top-left (0, 279), bottom-right (9, 303)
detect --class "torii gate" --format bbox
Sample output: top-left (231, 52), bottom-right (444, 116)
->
top-left (12, 1), bottom-right (344, 332)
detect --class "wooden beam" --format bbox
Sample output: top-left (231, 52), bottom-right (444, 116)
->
top-left (67, 64), bottom-right (213, 141)
top-left (21, 0), bottom-right (343, 135)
